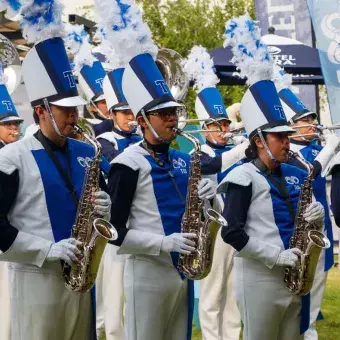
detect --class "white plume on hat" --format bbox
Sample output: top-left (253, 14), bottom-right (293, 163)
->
top-left (95, 28), bottom-right (125, 70)
top-left (182, 45), bottom-right (219, 92)
top-left (20, 0), bottom-right (65, 44)
top-left (227, 102), bottom-right (244, 130)
top-left (272, 64), bottom-right (293, 92)
top-left (94, 0), bottom-right (158, 65)
top-left (64, 24), bottom-right (96, 75)
top-left (224, 15), bottom-right (274, 85)
top-left (0, 0), bottom-right (21, 19)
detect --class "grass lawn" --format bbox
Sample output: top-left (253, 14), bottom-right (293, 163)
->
top-left (192, 265), bottom-right (340, 340)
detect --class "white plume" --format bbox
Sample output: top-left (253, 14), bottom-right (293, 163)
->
top-left (223, 15), bottom-right (274, 85)
top-left (64, 24), bottom-right (96, 75)
top-left (182, 45), bottom-right (219, 92)
top-left (94, 0), bottom-right (158, 66)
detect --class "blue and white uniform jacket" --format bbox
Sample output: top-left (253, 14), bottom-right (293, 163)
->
top-left (219, 161), bottom-right (311, 333)
top-left (97, 127), bottom-right (142, 162)
top-left (290, 141), bottom-right (333, 271)
top-left (109, 143), bottom-right (190, 269)
top-left (0, 133), bottom-right (110, 271)
top-left (108, 143), bottom-right (194, 338)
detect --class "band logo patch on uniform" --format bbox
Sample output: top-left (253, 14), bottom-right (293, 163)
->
top-left (285, 176), bottom-right (301, 190)
top-left (172, 157), bottom-right (187, 174)
top-left (77, 157), bottom-right (93, 168)
top-left (312, 149), bottom-right (320, 157)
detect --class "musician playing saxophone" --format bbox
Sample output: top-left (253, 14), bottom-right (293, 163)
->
top-left (279, 88), bottom-right (340, 340)
top-left (217, 79), bottom-right (325, 340)
top-left (107, 52), bottom-right (216, 339)
top-left (0, 37), bottom-right (111, 340)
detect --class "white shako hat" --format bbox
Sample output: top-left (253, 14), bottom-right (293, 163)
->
top-left (95, 0), bottom-right (182, 119)
top-left (22, 37), bottom-right (87, 108)
top-left (278, 88), bottom-right (317, 123)
top-left (224, 15), bottom-right (294, 140)
top-left (122, 53), bottom-right (182, 117)
top-left (20, 1), bottom-right (87, 108)
top-left (241, 80), bottom-right (295, 139)
top-left (103, 68), bottom-right (130, 111)
top-left (182, 45), bottom-right (231, 127)
top-left (78, 60), bottom-right (107, 103)
top-left (0, 65), bottom-right (22, 123)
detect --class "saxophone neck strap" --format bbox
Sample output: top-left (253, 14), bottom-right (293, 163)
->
top-left (35, 130), bottom-right (79, 207)
top-left (253, 157), bottom-right (296, 221)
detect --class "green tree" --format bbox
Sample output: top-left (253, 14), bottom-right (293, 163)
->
top-left (137, 0), bottom-right (255, 118)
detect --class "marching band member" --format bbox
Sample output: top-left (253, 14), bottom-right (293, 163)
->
top-left (65, 24), bottom-right (113, 137)
top-left (0, 71), bottom-right (22, 340)
top-left (98, 70), bottom-right (141, 162)
top-left (219, 16), bottom-right (325, 340)
top-left (0, 2), bottom-right (111, 339)
top-left (279, 89), bottom-right (340, 340)
top-left (182, 46), bottom-right (242, 340)
top-left (101, 1), bottom-right (216, 339)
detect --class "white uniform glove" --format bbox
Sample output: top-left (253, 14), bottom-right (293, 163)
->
top-left (275, 248), bottom-right (301, 268)
top-left (161, 233), bottom-right (196, 255)
top-left (46, 238), bottom-right (82, 265)
top-left (92, 191), bottom-right (111, 219)
top-left (198, 178), bottom-right (216, 200)
top-left (232, 135), bottom-right (247, 145)
top-left (303, 201), bottom-right (325, 227)
top-left (316, 130), bottom-right (340, 176)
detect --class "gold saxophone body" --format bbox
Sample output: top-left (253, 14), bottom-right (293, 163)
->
top-left (175, 128), bottom-right (228, 280)
top-left (62, 125), bottom-right (117, 293)
top-left (284, 151), bottom-right (330, 296)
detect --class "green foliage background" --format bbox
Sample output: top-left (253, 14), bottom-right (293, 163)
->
top-left (134, 0), bottom-right (256, 118)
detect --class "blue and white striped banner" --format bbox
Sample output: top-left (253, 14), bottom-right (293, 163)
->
top-left (307, 0), bottom-right (340, 124)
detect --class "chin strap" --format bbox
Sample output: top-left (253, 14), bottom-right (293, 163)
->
top-left (90, 100), bottom-right (107, 120)
top-left (140, 109), bottom-right (172, 144)
top-left (43, 98), bottom-right (66, 139)
top-left (257, 128), bottom-right (280, 163)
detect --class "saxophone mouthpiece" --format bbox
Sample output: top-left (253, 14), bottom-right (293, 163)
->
top-left (128, 121), bottom-right (138, 128)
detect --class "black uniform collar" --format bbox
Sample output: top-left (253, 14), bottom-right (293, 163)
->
top-left (142, 139), bottom-right (170, 155)
top-left (253, 157), bottom-right (282, 176)
top-left (0, 141), bottom-right (5, 149)
top-left (34, 130), bottom-right (68, 153)
top-left (206, 139), bottom-right (229, 150)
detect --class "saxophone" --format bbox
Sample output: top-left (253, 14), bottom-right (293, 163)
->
top-left (284, 151), bottom-right (330, 296)
top-left (174, 128), bottom-right (228, 280)
top-left (62, 125), bottom-right (118, 293)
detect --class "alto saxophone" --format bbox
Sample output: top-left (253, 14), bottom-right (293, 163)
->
top-left (284, 151), bottom-right (330, 296)
top-left (174, 128), bottom-right (228, 280)
top-left (62, 125), bottom-right (118, 293)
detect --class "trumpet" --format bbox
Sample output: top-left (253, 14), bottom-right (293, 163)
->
top-left (292, 123), bottom-right (340, 131)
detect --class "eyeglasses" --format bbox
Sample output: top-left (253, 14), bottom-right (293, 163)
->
top-left (147, 110), bottom-right (179, 119)
top-left (0, 121), bottom-right (22, 128)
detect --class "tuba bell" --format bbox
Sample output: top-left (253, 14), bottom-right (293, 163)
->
top-left (0, 33), bottom-right (22, 94)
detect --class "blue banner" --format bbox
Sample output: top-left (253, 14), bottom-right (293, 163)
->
top-left (307, 1), bottom-right (340, 124)
top-left (255, 0), bottom-right (317, 112)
